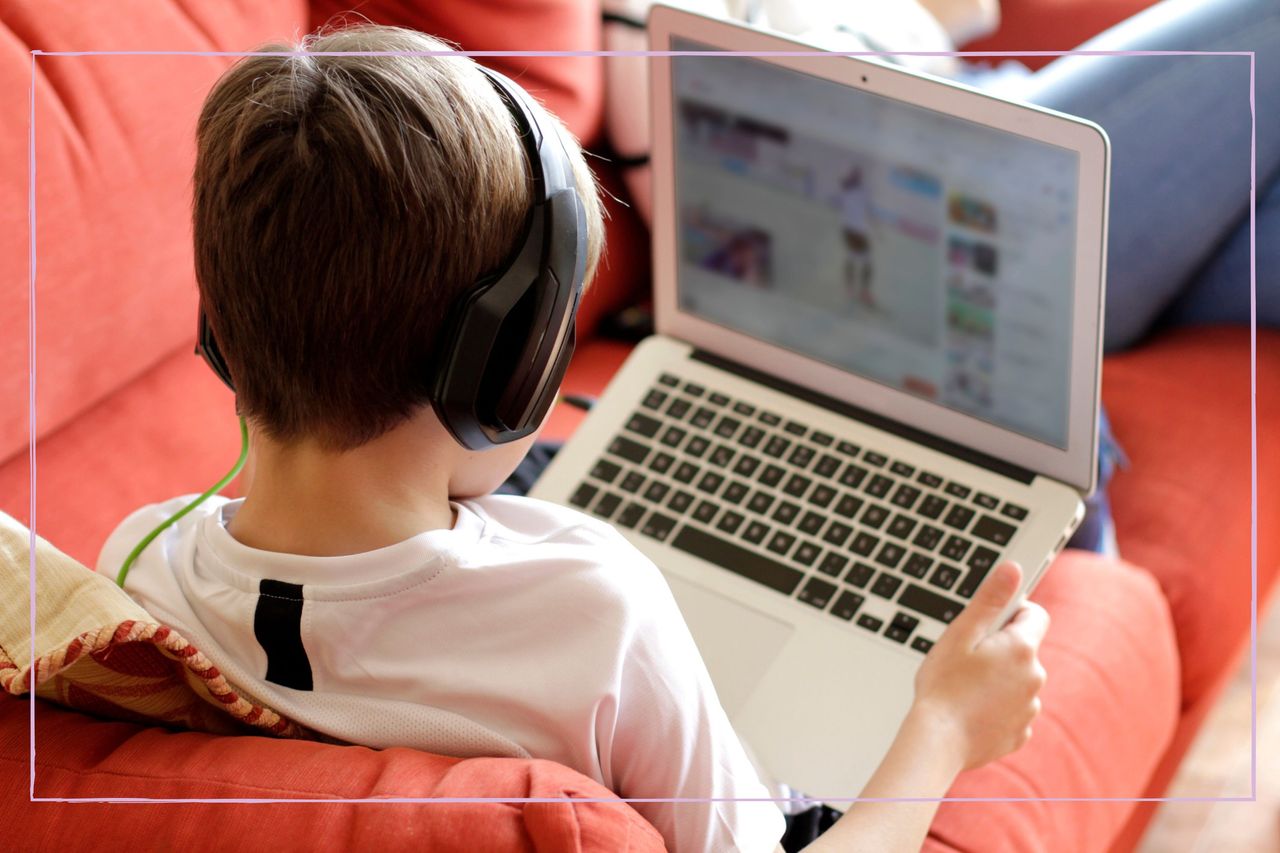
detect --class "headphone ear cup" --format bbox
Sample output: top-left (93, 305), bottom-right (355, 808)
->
top-left (196, 309), bottom-right (236, 392)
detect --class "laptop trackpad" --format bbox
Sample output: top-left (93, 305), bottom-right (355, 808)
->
top-left (665, 574), bottom-right (794, 714)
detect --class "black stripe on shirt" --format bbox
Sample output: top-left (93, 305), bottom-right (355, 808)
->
top-left (254, 579), bottom-right (313, 691)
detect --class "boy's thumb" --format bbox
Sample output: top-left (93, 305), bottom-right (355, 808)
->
top-left (950, 561), bottom-right (1022, 646)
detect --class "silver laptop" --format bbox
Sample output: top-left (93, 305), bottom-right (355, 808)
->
top-left (532, 5), bottom-right (1109, 802)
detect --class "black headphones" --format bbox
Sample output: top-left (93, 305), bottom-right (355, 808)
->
top-left (196, 65), bottom-right (588, 451)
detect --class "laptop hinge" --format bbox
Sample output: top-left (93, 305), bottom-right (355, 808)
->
top-left (690, 349), bottom-right (1037, 485)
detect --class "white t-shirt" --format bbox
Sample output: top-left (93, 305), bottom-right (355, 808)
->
top-left (98, 494), bottom-right (786, 853)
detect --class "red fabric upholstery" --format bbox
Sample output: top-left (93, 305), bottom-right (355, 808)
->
top-left (965, 0), bottom-right (1161, 68)
top-left (1, 696), bottom-right (664, 851)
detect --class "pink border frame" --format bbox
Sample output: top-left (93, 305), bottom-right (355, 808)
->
top-left (25, 47), bottom-right (1258, 808)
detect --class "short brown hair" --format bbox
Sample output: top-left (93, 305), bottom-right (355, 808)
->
top-left (193, 25), bottom-right (604, 450)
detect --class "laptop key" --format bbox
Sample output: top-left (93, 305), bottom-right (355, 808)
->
top-left (798, 511), bottom-right (825, 536)
top-left (871, 572), bottom-right (902, 599)
top-left (641, 513), bottom-right (677, 542)
top-left (845, 562), bottom-right (875, 588)
top-left (788, 445), bottom-right (816, 469)
top-left (940, 534), bottom-right (972, 562)
top-left (643, 481), bottom-right (670, 504)
top-left (860, 504), bottom-right (890, 529)
top-left (974, 492), bottom-right (1000, 510)
top-left (1001, 502), bottom-right (1029, 521)
top-left (714, 416), bottom-right (741, 439)
top-left (660, 425), bottom-right (686, 447)
top-left (717, 510), bottom-right (746, 535)
top-left (667, 398), bottom-right (692, 420)
top-left (834, 494), bottom-right (864, 518)
top-left (616, 502), bottom-right (646, 529)
top-left (840, 464), bottom-right (868, 489)
top-left (669, 527), bottom-right (805, 596)
top-left (763, 436), bottom-right (791, 458)
top-left (626, 413), bottom-right (662, 438)
top-left (683, 382), bottom-right (705, 397)
top-left (865, 474), bottom-right (894, 499)
top-left (945, 482), bottom-right (972, 499)
top-left (590, 459), bottom-right (622, 484)
top-left (902, 552), bottom-right (934, 578)
top-left (886, 514), bottom-right (918, 540)
top-left (693, 500), bottom-right (719, 524)
top-left (972, 515), bottom-right (1017, 546)
top-left (811, 431), bottom-right (834, 447)
top-left (685, 436), bottom-right (711, 458)
top-left (837, 440), bottom-right (861, 457)
top-left (759, 464), bottom-right (786, 488)
top-left (797, 576), bottom-right (838, 609)
top-left (943, 504), bottom-right (975, 531)
top-left (747, 491), bottom-right (775, 514)
top-left (968, 546), bottom-right (999, 573)
top-left (857, 614), bottom-right (884, 632)
top-left (691, 407), bottom-right (716, 429)
top-left (850, 532), bottom-right (879, 557)
top-left (814, 454), bottom-right (842, 479)
top-left (823, 521), bottom-right (853, 547)
top-left (819, 552), bottom-right (849, 578)
top-left (885, 612), bottom-right (919, 643)
top-left (918, 494), bottom-right (948, 519)
top-left (594, 492), bottom-right (622, 519)
top-left (808, 484), bottom-right (837, 508)
top-left (899, 583), bottom-right (964, 623)
top-left (667, 490), bottom-right (695, 514)
top-left (890, 484), bottom-right (921, 510)
top-left (912, 524), bottom-right (944, 551)
top-left (793, 541), bottom-right (822, 567)
top-left (673, 462), bottom-right (699, 484)
top-left (875, 542), bottom-right (906, 569)
top-left (890, 461), bottom-right (915, 478)
top-left (658, 373), bottom-right (679, 387)
top-left (733, 454), bottom-right (761, 477)
top-left (739, 426), bottom-right (766, 448)
top-left (759, 411), bottom-right (782, 426)
top-left (917, 471), bottom-right (944, 488)
top-left (767, 531), bottom-right (797, 556)
top-left (641, 389), bottom-right (668, 410)
top-left (607, 435), bottom-right (649, 465)
top-left (956, 560), bottom-right (995, 598)
top-left (784, 473), bottom-right (812, 498)
top-left (709, 392), bottom-right (731, 406)
top-left (697, 472), bottom-right (724, 494)
top-left (709, 444), bottom-right (735, 468)
top-left (911, 637), bottom-right (935, 654)
top-left (831, 590), bottom-right (864, 620)
top-left (930, 564), bottom-right (962, 591)
top-left (722, 481), bottom-right (750, 505)
top-left (772, 501), bottom-right (800, 525)
top-left (733, 401), bottom-right (756, 417)
top-left (742, 520), bottom-right (771, 545)
top-left (569, 482), bottom-right (598, 509)
top-left (863, 451), bottom-right (888, 468)
top-left (649, 452), bottom-right (675, 475)
top-left (620, 471), bottom-right (646, 494)
top-left (784, 421), bottom-right (807, 437)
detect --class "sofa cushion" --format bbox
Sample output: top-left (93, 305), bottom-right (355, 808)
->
top-left (925, 549), bottom-right (1179, 853)
top-left (1102, 326), bottom-right (1280, 706)
top-left (0, 0), bottom-right (309, 467)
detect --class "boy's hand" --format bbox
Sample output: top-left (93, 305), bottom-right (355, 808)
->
top-left (910, 561), bottom-right (1049, 772)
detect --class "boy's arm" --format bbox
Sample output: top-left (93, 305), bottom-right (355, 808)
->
top-left (796, 562), bottom-right (1048, 852)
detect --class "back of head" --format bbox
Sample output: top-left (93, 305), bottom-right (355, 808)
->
top-left (193, 25), bottom-right (604, 451)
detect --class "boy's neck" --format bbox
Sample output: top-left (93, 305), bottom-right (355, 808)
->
top-left (227, 415), bottom-right (458, 557)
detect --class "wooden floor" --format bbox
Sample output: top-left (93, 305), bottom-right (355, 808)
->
top-left (1137, 592), bottom-right (1280, 852)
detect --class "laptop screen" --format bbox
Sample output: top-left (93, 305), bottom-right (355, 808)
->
top-left (671, 41), bottom-right (1079, 449)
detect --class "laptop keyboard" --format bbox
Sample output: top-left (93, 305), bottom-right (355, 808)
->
top-left (567, 372), bottom-right (1029, 655)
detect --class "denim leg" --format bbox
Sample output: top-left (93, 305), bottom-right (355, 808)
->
top-left (977, 0), bottom-right (1280, 353)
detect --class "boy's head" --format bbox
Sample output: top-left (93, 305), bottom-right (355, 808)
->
top-left (193, 25), bottom-right (604, 453)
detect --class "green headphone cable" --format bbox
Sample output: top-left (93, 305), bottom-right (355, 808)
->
top-left (115, 416), bottom-right (249, 589)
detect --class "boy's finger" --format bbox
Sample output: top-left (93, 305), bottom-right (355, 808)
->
top-left (946, 561), bottom-right (1022, 646)
top-left (1002, 600), bottom-right (1050, 649)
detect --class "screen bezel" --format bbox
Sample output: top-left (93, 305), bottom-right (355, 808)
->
top-left (648, 5), bottom-right (1109, 493)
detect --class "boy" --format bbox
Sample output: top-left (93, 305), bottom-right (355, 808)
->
top-left (99, 24), bottom-right (1048, 853)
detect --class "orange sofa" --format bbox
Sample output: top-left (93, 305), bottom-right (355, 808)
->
top-left (2, 2), bottom-right (1275, 851)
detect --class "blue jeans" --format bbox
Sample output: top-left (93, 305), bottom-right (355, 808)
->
top-left (953, 0), bottom-right (1280, 550)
